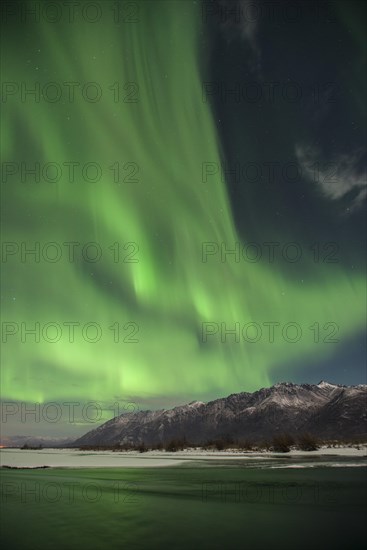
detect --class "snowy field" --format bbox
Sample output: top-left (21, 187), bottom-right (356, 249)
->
top-left (1, 446), bottom-right (366, 469)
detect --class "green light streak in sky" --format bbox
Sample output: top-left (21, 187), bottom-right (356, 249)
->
top-left (1, 1), bottom-right (365, 405)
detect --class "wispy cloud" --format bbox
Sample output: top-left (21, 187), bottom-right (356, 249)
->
top-left (217, 0), bottom-right (259, 50)
top-left (296, 144), bottom-right (367, 210)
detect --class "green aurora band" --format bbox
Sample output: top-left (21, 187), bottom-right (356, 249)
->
top-left (1, 1), bottom-right (366, 408)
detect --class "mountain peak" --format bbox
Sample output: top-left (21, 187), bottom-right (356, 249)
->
top-left (317, 380), bottom-right (337, 388)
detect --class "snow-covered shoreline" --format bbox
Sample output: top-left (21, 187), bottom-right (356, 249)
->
top-left (1, 445), bottom-right (366, 469)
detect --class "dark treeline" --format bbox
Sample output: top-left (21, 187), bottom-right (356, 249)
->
top-left (75, 434), bottom-right (366, 453)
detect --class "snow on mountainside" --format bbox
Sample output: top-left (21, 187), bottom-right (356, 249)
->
top-left (74, 382), bottom-right (367, 447)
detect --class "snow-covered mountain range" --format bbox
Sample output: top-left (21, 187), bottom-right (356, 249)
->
top-left (74, 381), bottom-right (367, 446)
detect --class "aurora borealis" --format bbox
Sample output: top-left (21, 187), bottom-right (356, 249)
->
top-left (1, 0), bottom-right (366, 438)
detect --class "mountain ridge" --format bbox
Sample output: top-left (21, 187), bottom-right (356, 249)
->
top-left (74, 381), bottom-right (367, 446)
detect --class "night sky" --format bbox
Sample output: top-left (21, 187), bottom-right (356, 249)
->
top-left (1, 0), bottom-right (366, 440)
